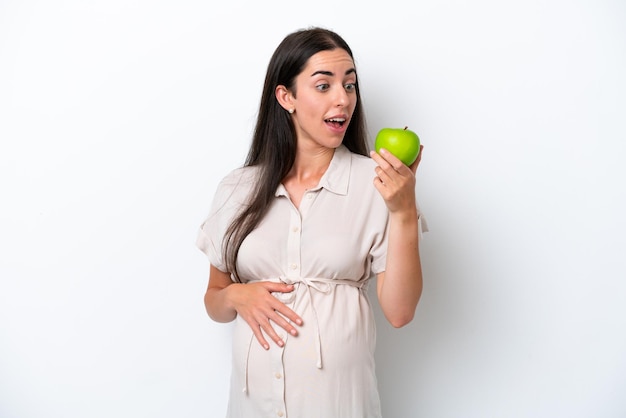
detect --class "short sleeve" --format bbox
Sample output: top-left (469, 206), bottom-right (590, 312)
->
top-left (368, 200), bottom-right (428, 275)
top-left (196, 219), bottom-right (225, 271)
top-left (196, 168), bottom-right (254, 272)
top-left (369, 216), bottom-right (389, 275)
top-left (417, 200), bottom-right (429, 239)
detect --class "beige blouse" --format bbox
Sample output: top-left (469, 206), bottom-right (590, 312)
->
top-left (197, 145), bottom-right (425, 418)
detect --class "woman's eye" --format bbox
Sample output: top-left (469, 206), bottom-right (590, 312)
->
top-left (316, 84), bottom-right (330, 92)
top-left (345, 83), bottom-right (356, 92)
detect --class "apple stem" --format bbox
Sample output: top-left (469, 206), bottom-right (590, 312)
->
top-left (404, 126), bottom-right (408, 130)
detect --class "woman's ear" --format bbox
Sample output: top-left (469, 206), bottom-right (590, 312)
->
top-left (275, 85), bottom-right (294, 113)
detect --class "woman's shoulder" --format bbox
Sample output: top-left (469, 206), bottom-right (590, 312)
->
top-left (211, 165), bottom-right (259, 208)
top-left (218, 165), bottom-right (259, 188)
top-left (219, 165), bottom-right (259, 191)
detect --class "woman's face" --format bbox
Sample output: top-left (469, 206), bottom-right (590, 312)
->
top-left (289, 49), bottom-right (357, 151)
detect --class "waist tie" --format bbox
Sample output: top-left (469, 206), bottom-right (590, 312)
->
top-left (242, 276), bottom-right (364, 394)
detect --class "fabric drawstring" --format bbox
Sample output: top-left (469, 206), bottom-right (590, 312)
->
top-left (278, 276), bottom-right (365, 370)
top-left (242, 332), bottom-right (255, 394)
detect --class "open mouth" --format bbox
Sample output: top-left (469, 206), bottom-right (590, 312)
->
top-left (325, 117), bottom-right (346, 128)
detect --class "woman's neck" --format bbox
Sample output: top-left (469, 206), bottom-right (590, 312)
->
top-left (285, 146), bottom-right (335, 186)
top-left (281, 146), bottom-right (335, 208)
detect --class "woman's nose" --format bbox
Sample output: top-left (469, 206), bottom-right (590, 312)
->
top-left (334, 86), bottom-right (348, 107)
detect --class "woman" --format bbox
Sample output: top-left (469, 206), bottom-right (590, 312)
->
top-left (197, 27), bottom-right (426, 418)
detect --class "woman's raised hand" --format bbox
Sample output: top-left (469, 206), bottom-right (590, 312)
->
top-left (370, 145), bottom-right (423, 214)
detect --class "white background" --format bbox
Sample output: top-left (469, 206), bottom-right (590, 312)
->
top-left (1, 0), bottom-right (625, 417)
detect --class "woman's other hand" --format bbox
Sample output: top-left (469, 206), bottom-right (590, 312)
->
top-left (204, 265), bottom-right (303, 350)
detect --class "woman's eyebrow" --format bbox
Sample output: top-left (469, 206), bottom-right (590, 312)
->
top-left (310, 68), bottom-right (357, 77)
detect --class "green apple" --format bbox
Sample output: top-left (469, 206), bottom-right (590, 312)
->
top-left (374, 126), bottom-right (421, 166)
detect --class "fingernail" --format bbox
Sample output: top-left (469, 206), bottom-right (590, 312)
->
top-left (264, 344), bottom-right (269, 350)
top-left (290, 329), bottom-right (297, 335)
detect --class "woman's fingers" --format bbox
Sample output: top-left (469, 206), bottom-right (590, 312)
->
top-left (250, 307), bottom-right (299, 349)
top-left (370, 149), bottom-right (414, 187)
top-left (262, 282), bottom-right (303, 326)
top-left (244, 306), bottom-right (287, 350)
top-left (370, 148), bottom-right (419, 213)
top-left (370, 148), bottom-right (405, 175)
top-left (257, 315), bottom-right (285, 349)
top-left (235, 281), bottom-right (303, 349)
top-left (250, 322), bottom-right (271, 350)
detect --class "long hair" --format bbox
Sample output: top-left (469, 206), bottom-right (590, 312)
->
top-left (224, 27), bottom-right (369, 281)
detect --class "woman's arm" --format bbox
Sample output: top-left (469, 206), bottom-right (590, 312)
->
top-left (204, 264), bottom-right (303, 349)
top-left (370, 146), bottom-right (424, 328)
